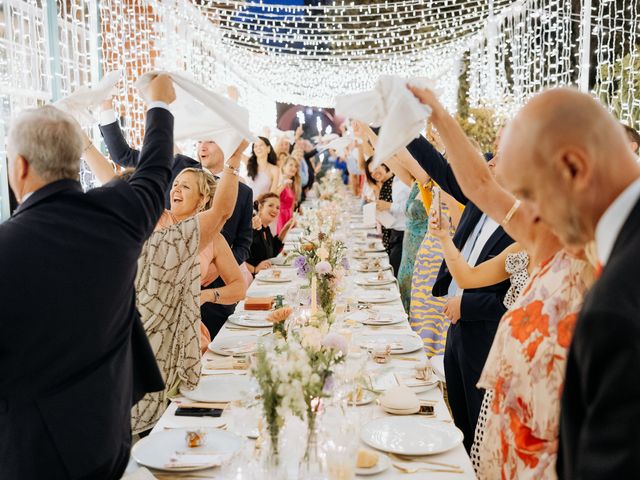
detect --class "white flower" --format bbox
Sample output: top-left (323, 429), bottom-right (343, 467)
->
top-left (317, 246), bottom-right (329, 261)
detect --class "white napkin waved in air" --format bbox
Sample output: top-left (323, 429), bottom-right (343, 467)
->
top-left (53, 70), bottom-right (122, 126)
top-left (335, 75), bottom-right (434, 167)
top-left (324, 135), bottom-right (354, 156)
top-left (136, 71), bottom-right (255, 159)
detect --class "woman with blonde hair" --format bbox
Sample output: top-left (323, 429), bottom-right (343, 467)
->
top-left (82, 135), bottom-right (248, 434)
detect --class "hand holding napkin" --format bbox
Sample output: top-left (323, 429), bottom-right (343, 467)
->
top-left (335, 75), bottom-right (434, 167)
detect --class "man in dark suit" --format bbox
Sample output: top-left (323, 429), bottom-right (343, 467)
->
top-left (0, 75), bottom-right (175, 479)
top-left (406, 135), bottom-right (514, 452)
top-left (99, 113), bottom-right (253, 338)
top-left (497, 88), bottom-right (640, 479)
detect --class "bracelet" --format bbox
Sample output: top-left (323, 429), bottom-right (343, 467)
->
top-left (212, 289), bottom-right (221, 303)
top-left (502, 199), bottom-right (521, 226)
top-left (224, 163), bottom-right (240, 176)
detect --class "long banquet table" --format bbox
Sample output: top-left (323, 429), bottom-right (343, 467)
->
top-left (124, 196), bottom-right (477, 480)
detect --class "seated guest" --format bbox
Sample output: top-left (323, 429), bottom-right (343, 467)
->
top-left (247, 192), bottom-right (296, 275)
top-left (276, 156), bottom-right (300, 234)
top-left (0, 75), bottom-right (174, 479)
top-left (494, 88), bottom-right (640, 479)
top-left (409, 86), bottom-right (594, 478)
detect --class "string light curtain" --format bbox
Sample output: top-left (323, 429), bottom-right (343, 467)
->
top-left (467, 0), bottom-right (576, 120)
top-left (592, 0), bottom-right (640, 128)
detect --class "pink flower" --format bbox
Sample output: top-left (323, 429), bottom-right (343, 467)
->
top-left (315, 261), bottom-right (332, 275)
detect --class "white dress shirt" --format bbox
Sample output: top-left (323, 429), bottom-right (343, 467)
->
top-left (595, 177), bottom-right (640, 266)
top-left (389, 175), bottom-right (411, 231)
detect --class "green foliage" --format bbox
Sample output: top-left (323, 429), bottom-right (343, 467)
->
top-left (595, 49), bottom-right (640, 129)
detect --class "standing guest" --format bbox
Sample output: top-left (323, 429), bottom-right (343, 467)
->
top-left (0, 75), bottom-right (174, 479)
top-left (402, 132), bottom-right (514, 453)
top-left (246, 136), bottom-right (280, 199)
top-left (496, 88), bottom-right (640, 479)
top-left (99, 98), bottom-right (199, 208)
top-left (410, 86), bottom-right (594, 478)
top-left (246, 193), bottom-right (296, 275)
top-left (365, 159), bottom-right (410, 277)
top-left (196, 140), bottom-right (254, 337)
top-left (410, 182), bottom-right (461, 355)
top-left (276, 156), bottom-right (300, 234)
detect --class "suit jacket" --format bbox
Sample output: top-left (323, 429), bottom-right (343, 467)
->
top-left (406, 135), bottom-right (514, 324)
top-left (100, 120), bottom-right (200, 209)
top-left (0, 108), bottom-right (172, 479)
top-left (557, 197), bottom-right (640, 479)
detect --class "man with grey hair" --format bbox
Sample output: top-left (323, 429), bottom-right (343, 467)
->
top-left (0, 74), bottom-right (176, 479)
top-left (497, 88), bottom-right (640, 478)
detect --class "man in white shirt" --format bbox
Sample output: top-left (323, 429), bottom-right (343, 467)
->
top-left (498, 87), bottom-right (640, 479)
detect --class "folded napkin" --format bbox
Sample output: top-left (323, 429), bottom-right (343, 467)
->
top-left (335, 75), bottom-right (433, 167)
top-left (324, 135), bottom-right (354, 156)
top-left (53, 70), bottom-right (122, 126)
top-left (205, 357), bottom-right (248, 370)
top-left (136, 71), bottom-right (254, 159)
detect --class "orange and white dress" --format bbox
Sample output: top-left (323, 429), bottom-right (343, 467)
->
top-left (475, 250), bottom-right (588, 480)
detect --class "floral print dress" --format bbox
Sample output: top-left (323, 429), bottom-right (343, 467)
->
top-left (475, 250), bottom-right (588, 479)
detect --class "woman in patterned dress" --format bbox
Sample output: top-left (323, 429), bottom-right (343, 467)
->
top-left (397, 182), bottom-right (428, 311)
top-left (409, 85), bottom-right (595, 478)
top-left (409, 182), bottom-right (462, 355)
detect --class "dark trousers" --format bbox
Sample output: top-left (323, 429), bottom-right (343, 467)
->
top-left (388, 229), bottom-right (404, 277)
top-left (444, 320), bottom-right (498, 453)
top-left (201, 302), bottom-right (236, 339)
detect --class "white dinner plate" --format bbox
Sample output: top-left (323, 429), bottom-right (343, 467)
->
top-left (180, 375), bottom-right (253, 403)
top-left (341, 310), bottom-right (405, 326)
top-left (357, 291), bottom-right (400, 304)
top-left (355, 454), bottom-right (390, 476)
top-left (358, 334), bottom-right (423, 354)
top-left (361, 418), bottom-right (463, 456)
top-left (131, 428), bottom-right (243, 471)
top-left (227, 313), bottom-right (272, 328)
top-left (208, 335), bottom-right (260, 356)
top-left (254, 270), bottom-right (294, 284)
top-left (355, 275), bottom-right (396, 286)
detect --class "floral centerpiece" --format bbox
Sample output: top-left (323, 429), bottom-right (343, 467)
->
top-left (292, 232), bottom-right (348, 320)
top-left (251, 331), bottom-right (347, 472)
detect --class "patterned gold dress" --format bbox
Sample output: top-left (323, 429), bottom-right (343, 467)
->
top-left (409, 182), bottom-right (454, 356)
top-left (131, 216), bottom-right (203, 434)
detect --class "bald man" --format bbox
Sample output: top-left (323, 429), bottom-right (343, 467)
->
top-left (498, 88), bottom-right (640, 479)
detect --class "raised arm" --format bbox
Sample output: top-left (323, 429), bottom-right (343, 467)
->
top-left (200, 234), bottom-right (246, 305)
top-left (409, 86), bottom-right (534, 245)
top-left (127, 75), bottom-right (176, 236)
top-left (98, 99), bottom-right (141, 168)
top-left (197, 140), bottom-right (247, 252)
top-left (80, 131), bottom-right (117, 185)
top-left (431, 208), bottom-right (518, 288)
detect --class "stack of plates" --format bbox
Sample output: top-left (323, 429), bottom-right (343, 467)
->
top-left (355, 274), bottom-right (396, 286)
top-left (227, 313), bottom-right (271, 328)
top-left (208, 335), bottom-right (260, 356)
top-left (358, 334), bottom-right (423, 354)
top-left (254, 270), bottom-right (294, 283)
top-left (357, 290), bottom-right (400, 304)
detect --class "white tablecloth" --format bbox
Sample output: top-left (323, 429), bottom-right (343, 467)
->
top-left (124, 202), bottom-right (476, 479)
